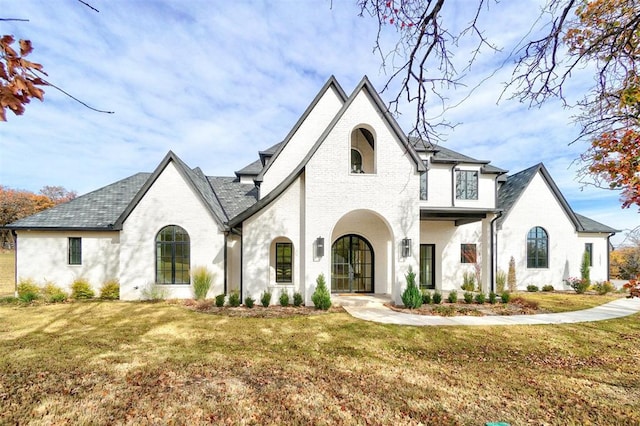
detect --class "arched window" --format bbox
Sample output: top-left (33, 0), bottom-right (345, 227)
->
top-left (156, 225), bottom-right (190, 284)
top-left (527, 226), bottom-right (548, 268)
top-left (350, 127), bottom-right (375, 174)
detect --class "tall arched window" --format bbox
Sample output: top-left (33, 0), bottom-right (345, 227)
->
top-left (350, 127), bottom-right (375, 174)
top-left (527, 226), bottom-right (548, 268)
top-left (156, 225), bottom-right (190, 284)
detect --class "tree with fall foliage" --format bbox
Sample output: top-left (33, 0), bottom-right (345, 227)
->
top-left (0, 185), bottom-right (76, 249)
top-left (359, 0), bottom-right (640, 209)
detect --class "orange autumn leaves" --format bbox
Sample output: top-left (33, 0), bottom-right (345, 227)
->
top-left (0, 35), bottom-right (47, 121)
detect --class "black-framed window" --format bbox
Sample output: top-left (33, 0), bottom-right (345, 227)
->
top-left (420, 244), bottom-right (435, 289)
top-left (68, 237), bottom-right (82, 265)
top-left (420, 161), bottom-right (428, 200)
top-left (156, 225), bottom-right (190, 284)
top-left (527, 227), bottom-right (548, 268)
top-left (460, 243), bottom-right (477, 263)
top-left (456, 170), bottom-right (478, 200)
top-left (585, 243), bottom-right (593, 267)
top-left (351, 149), bottom-right (363, 173)
top-left (275, 242), bottom-right (293, 283)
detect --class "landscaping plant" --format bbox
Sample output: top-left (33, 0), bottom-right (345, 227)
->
top-left (623, 278), bottom-right (640, 298)
top-left (496, 268), bottom-right (507, 293)
top-left (463, 291), bottom-right (473, 304)
top-left (141, 283), bottom-right (168, 301)
top-left (488, 291), bottom-right (497, 304)
top-left (542, 284), bottom-right (554, 292)
top-left (447, 290), bottom-right (458, 303)
top-left (421, 289), bottom-right (432, 304)
top-left (311, 273), bottom-right (331, 310)
top-left (215, 293), bottom-right (226, 307)
top-left (474, 292), bottom-right (486, 304)
top-left (581, 250), bottom-right (591, 286)
top-left (279, 290), bottom-right (290, 307)
top-left (99, 279), bottom-right (120, 300)
top-left (261, 290), bottom-right (272, 307)
top-left (527, 284), bottom-right (539, 292)
top-left (432, 291), bottom-right (442, 304)
top-left (293, 292), bottom-right (303, 307)
top-left (401, 268), bottom-right (422, 309)
top-left (501, 291), bottom-right (511, 303)
top-left (71, 278), bottom-right (95, 300)
top-left (566, 277), bottom-right (590, 294)
top-left (244, 296), bottom-right (255, 308)
top-left (507, 256), bottom-right (517, 292)
top-left (461, 271), bottom-right (476, 291)
top-left (17, 279), bottom-right (40, 302)
top-left (592, 281), bottom-right (615, 295)
top-left (228, 291), bottom-right (240, 307)
top-left (192, 266), bottom-right (213, 300)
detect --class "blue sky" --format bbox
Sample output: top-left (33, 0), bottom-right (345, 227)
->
top-left (1, 0), bottom-right (637, 245)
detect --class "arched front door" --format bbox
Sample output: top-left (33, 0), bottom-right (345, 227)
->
top-left (331, 234), bottom-right (374, 293)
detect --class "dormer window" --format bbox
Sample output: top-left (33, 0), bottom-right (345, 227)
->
top-left (350, 127), bottom-right (375, 174)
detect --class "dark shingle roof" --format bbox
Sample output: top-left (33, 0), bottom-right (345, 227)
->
top-left (575, 213), bottom-right (618, 233)
top-left (235, 159), bottom-right (263, 176)
top-left (497, 163), bottom-right (617, 234)
top-left (8, 173), bottom-right (151, 229)
top-left (410, 137), bottom-right (507, 173)
top-left (208, 177), bottom-right (258, 220)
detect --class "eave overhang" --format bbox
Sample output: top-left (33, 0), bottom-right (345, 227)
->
top-left (420, 207), bottom-right (502, 226)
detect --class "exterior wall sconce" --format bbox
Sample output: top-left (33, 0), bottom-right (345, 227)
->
top-left (315, 237), bottom-right (325, 258)
top-left (402, 238), bottom-right (412, 257)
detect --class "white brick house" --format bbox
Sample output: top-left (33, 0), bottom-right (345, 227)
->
top-left (8, 76), bottom-right (617, 303)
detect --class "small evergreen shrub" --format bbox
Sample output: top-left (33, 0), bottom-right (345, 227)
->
top-left (401, 268), bottom-right (422, 309)
top-left (215, 293), bottom-right (226, 307)
top-left (141, 283), bottom-right (168, 301)
top-left (293, 292), bottom-right (303, 307)
top-left (41, 282), bottom-right (68, 303)
top-left (432, 291), bottom-right (442, 304)
top-left (461, 271), bottom-right (476, 291)
top-left (261, 290), bottom-right (272, 307)
top-left (228, 291), bottom-right (241, 307)
top-left (71, 278), bottom-right (95, 300)
top-left (245, 296), bottom-right (255, 308)
top-left (474, 292), bottom-right (486, 304)
top-left (501, 291), bottom-right (511, 303)
top-left (542, 284), bottom-right (554, 292)
top-left (0, 296), bottom-right (19, 304)
top-left (421, 289), bottom-right (432, 305)
top-left (496, 269), bottom-right (507, 293)
top-left (99, 279), bottom-right (120, 300)
top-left (279, 290), bottom-right (290, 307)
top-left (17, 279), bottom-right (40, 302)
top-left (311, 273), bottom-right (331, 310)
top-left (488, 291), bottom-right (497, 304)
top-left (463, 291), bottom-right (473, 304)
top-left (433, 305), bottom-right (456, 316)
top-left (581, 250), bottom-right (591, 286)
top-left (593, 281), bottom-right (615, 295)
top-left (192, 266), bottom-right (214, 300)
top-left (526, 284), bottom-right (539, 292)
top-left (447, 290), bottom-right (458, 303)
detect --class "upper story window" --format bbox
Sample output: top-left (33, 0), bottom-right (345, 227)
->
top-left (420, 161), bottom-right (428, 200)
top-left (350, 127), bottom-right (375, 174)
top-left (456, 170), bottom-right (478, 200)
top-left (156, 225), bottom-right (190, 284)
top-left (527, 226), bottom-right (548, 268)
top-left (68, 237), bottom-right (82, 265)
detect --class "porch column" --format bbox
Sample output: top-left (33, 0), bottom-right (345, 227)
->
top-left (481, 217), bottom-right (492, 293)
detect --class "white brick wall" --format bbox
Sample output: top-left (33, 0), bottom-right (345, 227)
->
top-left (119, 162), bottom-right (225, 300)
top-left (15, 231), bottom-right (120, 294)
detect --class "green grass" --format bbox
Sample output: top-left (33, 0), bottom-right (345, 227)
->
top-left (0, 250), bottom-right (14, 296)
top-left (516, 291), bottom-right (624, 312)
top-left (1, 300), bottom-right (639, 425)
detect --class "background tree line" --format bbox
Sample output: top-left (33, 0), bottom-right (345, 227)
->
top-left (0, 185), bottom-right (76, 249)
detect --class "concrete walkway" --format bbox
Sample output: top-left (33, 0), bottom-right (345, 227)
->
top-left (332, 294), bottom-right (640, 326)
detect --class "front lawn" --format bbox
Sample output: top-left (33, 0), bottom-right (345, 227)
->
top-left (1, 300), bottom-right (639, 425)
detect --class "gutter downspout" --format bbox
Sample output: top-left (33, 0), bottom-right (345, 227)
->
top-left (223, 232), bottom-right (228, 294)
top-left (239, 230), bottom-right (243, 304)
top-left (607, 232), bottom-right (615, 281)
top-left (11, 230), bottom-right (18, 297)
top-left (489, 212), bottom-right (502, 293)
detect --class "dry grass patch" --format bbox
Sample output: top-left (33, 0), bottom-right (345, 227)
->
top-left (1, 301), bottom-right (639, 425)
top-left (0, 250), bottom-right (14, 296)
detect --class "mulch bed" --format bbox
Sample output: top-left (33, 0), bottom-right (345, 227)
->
top-left (385, 297), bottom-right (548, 317)
top-left (176, 299), bottom-right (345, 318)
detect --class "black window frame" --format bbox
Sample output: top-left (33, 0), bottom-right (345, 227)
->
top-left (275, 242), bottom-right (293, 283)
top-left (155, 225), bottom-right (190, 285)
top-left (68, 237), bottom-right (82, 265)
top-left (420, 161), bottom-right (428, 200)
top-left (585, 243), bottom-right (593, 267)
top-left (527, 226), bottom-right (549, 269)
top-left (460, 243), bottom-right (477, 263)
top-left (456, 170), bottom-right (479, 200)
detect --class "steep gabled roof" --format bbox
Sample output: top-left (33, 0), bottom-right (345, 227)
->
top-left (7, 173), bottom-right (150, 230)
top-left (497, 163), bottom-right (616, 234)
top-left (229, 76), bottom-right (427, 227)
top-left (255, 76), bottom-right (348, 183)
top-left (114, 151), bottom-right (227, 230)
top-left (208, 177), bottom-right (258, 219)
top-left (411, 137), bottom-right (508, 174)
